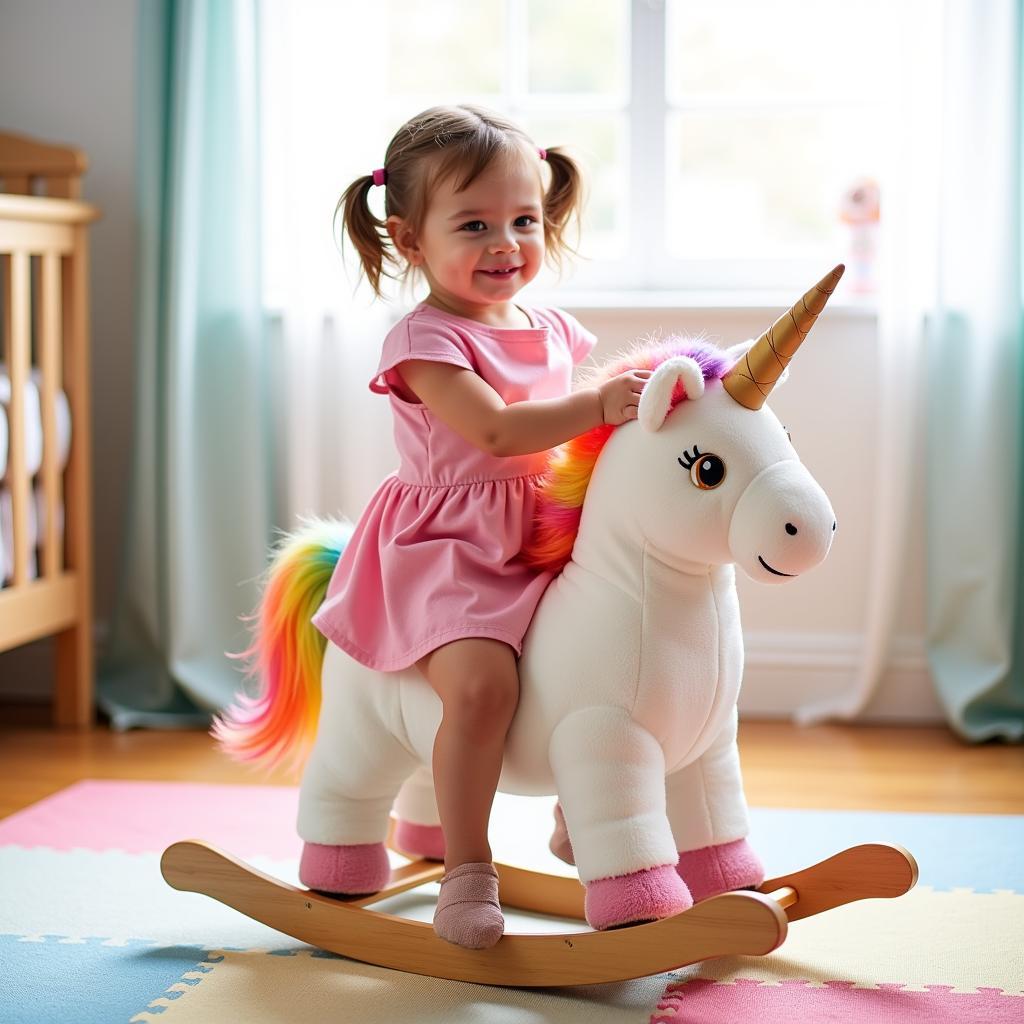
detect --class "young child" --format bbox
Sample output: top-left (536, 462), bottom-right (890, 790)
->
top-left (311, 105), bottom-right (649, 949)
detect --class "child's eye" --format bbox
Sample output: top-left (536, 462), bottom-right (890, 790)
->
top-left (514, 215), bottom-right (537, 227)
top-left (460, 221), bottom-right (486, 232)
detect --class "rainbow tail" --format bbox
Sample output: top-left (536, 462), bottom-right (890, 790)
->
top-left (212, 518), bottom-right (351, 777)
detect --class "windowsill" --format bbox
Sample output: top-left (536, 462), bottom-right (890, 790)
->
top-left (261, 290), bottom-right (880, 321)
top-left (528, 288), bottom-right (879, 318)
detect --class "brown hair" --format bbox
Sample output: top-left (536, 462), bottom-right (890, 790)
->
top-left (337, 104), bottom-right (586, 296)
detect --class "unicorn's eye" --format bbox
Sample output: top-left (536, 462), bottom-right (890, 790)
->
top-left (691, 454), bottom-right (725, 489)
top-left (678, 447), bottom-right (726, 490)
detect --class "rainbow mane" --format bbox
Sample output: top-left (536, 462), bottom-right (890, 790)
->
top-left (524, 339), bottom-right (732, 573)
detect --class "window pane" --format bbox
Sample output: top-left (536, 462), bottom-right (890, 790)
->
top-left (666, 109), bottom-right (881, 259)
top-left (521, 113), bottom-right (626, 259)
top-left (666, 0), bottom-right (891, 102)
top-left (527, 0), bottom-right (627, 97)
top-left (388, 0), bottom-right (505, 96)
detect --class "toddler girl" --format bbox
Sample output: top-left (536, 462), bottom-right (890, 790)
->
top-left (311, 105), bottom-right (649, 949)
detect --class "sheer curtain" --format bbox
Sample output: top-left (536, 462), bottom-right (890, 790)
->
top-left (925, 0), bottom-right (1023, 740)
top-left (261, 1), bottom-right (402, 531)
top-left (100, 0), bottom-right (273, 728)
top-left (797, 0), bottom-right (1024, 739)
top-left (796, 0), bottom-right (942, 725)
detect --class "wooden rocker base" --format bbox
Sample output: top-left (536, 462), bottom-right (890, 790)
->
top-left (161, 840), bottom-right (918, 987)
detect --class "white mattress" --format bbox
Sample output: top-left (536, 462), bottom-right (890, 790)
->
top-left (0, 366), bottom-right (72, 584)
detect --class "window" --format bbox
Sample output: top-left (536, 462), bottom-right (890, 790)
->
top-left (262, 0), bottom-right (901, 308)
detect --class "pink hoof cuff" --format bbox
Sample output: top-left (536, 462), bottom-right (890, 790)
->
top-left (299, 840), bottom-right (391, 895)
top-left (585, 863), bottom-right (693, 930)
top-left (392, 819), bottom-right (446, 861)
top-left (676, 838), bottom-right (765, 903)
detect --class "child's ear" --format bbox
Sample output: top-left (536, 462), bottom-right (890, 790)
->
top-left (386, 216), bottom-right (422, 265)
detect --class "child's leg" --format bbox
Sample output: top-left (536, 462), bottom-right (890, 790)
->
top-left (416, 637), bottom-right (519, 949)
top-left (416, 637), bottom-right (520, 869)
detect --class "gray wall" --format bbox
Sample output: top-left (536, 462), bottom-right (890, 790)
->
top-left (0, 0), bottom-right (137, 696)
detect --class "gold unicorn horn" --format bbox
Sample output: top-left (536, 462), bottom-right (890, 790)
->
top-left (722, 263), bottom-right (845, 410)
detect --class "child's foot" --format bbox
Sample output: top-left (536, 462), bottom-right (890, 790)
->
top-left (433, 862), bottom-right (504, 949)
top-left (549, 802), bottom-right (575, 865)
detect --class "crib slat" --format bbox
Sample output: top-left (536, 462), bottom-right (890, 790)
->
top-left (39, 252), bottom-right (64, 578)
top-left (2, 175), bottom-right (30, 196)
top-left (5, 251), bottom-right (32, 587)
top-left (54, 226), bottom-right (94, 728)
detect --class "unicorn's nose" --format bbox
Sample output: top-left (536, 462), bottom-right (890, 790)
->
top-left (729, 460), bottom-right (836, 584)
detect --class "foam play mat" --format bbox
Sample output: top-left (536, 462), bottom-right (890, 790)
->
top-left (1, 780), bottom-right (1020, 1022)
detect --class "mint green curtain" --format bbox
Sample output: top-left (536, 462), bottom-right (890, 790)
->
top-left (927, 0), bottom-right (1024, 741)
top-left (99, 0), bottom-right (272, 728)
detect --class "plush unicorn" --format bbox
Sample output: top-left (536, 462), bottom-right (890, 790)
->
top-left (216, 265), bottom-right (843, 931)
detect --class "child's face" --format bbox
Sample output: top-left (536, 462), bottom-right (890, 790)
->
top-left (398, 151), bottom-right (546, 313)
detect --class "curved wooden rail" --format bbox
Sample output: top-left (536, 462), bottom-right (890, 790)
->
top-left (760, 842), bottom-right (918, 922)
top-left (162, 840), bottom-right (787, 986)
top-left (160, 840), bottom-right (917, 987)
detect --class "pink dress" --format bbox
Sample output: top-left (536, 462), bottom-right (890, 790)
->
top-left (312, 302), bottom-right (597, 671)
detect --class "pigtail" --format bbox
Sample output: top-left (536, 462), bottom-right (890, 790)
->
top-left (542, 146), bottom-right (586, 267)
top-left (335, 174), bottom-right (397, 297)
top-left (332, 107), bottom-right (590, 295)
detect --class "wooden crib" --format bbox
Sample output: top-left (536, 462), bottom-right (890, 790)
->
top-left (0, 131), bottom-right (97, 727)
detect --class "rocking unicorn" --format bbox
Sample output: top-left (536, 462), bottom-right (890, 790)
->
top-left (162, 265), bottom-right (917, 986)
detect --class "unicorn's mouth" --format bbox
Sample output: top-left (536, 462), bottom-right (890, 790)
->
top-left (758, 556), bottom-right (796, 578)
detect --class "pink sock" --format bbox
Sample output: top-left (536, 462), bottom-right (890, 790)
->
top-left (433, 862), bottom-right (504, 949)
top-left (676, 838), bottom-right (765, 903)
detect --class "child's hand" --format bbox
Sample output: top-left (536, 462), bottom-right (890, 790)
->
top-left (597, 369), bottom-right (652, 425)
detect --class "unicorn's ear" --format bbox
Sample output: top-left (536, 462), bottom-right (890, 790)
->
top-left (638, 356), bottom-right (705, 432)
top-left (725, 340), bottom-right (790, 388)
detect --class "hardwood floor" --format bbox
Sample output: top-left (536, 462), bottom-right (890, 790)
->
top-left (1, 712), bottom-right (1021, 821)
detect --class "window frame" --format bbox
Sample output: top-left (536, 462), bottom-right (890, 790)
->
top-left (516, 0), bottom-right (896, 296)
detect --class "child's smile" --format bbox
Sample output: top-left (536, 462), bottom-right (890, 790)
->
top-left (396, 149), bottom-right (546, 325)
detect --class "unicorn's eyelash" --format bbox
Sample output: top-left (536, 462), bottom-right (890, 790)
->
top-left (677, 445), bottom-right (701, 470)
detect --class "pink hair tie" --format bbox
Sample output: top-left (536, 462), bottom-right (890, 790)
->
top-left (371, 168), bottom-right (388, 187)
top-left (538, 148), bottom-right (548, 161)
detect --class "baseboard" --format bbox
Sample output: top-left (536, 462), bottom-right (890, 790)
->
top-left (0, 626), bottom-right (942, 724)
top-left (739, 630), bottom-right (944, 724)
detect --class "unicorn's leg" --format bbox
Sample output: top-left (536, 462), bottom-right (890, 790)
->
top-left (549, 706), bottom-right (692, 929)
top-left (664, 707), bottom-right (764, 902)
top-left (297, 643), bottom-right (418, 894)
top-left (392, 765), bottom-right (445, 861)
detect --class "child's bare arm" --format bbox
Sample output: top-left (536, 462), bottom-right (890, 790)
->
top-left (396, 361), bottom-right (650, 457)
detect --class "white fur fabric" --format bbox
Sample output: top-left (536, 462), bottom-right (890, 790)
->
top-left (301, 374), bottom-right (835, 885)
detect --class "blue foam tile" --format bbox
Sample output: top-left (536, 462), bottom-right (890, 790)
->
top-left (750, 808), bottom-right (1024, 893)
top-left (0, 936), bottom-right (215, 1024)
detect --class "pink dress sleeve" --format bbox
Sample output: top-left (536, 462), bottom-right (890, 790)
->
top-left (533, 308), bottom-right (597, 366)
top-left (370, 313), bottom-right (477, 395)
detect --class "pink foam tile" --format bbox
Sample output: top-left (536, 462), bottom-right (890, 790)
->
top-left (652, 979), bottom-right (1023, 1023)
top-left (0, 780), bottom-right (302, 859)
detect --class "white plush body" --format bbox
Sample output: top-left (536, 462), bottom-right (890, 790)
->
top-left (299, 360), bottom-right (835, 885)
